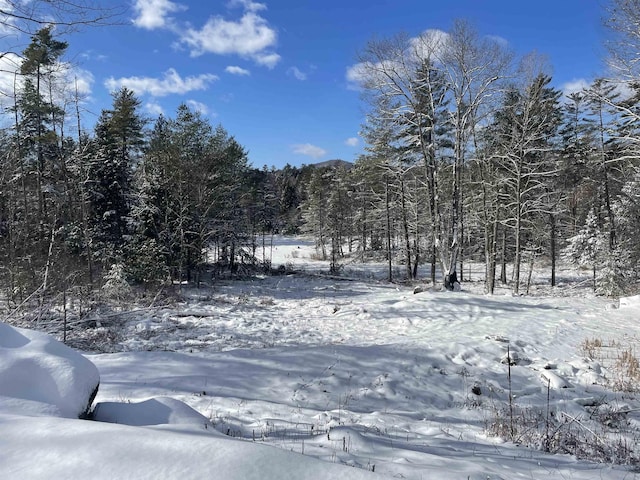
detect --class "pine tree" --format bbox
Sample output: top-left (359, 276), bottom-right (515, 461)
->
top-left (614, 170), bottom-right (640, 282)
top-left (559, 91), bottom-right (596, 237)
top-left (87, 87), bottom-right (145, 268)
top-left (584, 79), bottom-right (622, 250)
top-left (301, 168), bottom-right (331, 260)
top-left (17, 26), bottom-right (68, 233)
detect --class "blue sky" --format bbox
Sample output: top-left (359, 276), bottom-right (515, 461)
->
top-left (1, 0), bottom-right (611, 169)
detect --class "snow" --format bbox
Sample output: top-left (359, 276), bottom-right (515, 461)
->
top-left (92, 396), bottom-right (217, 430)
top-left (0, 322), bottom-right (99, 418)
top-left (0, 414), bottom-right (378, 480)
top-left (619, 294), bottom-right (640, 309)
top-left (2, 236), bottom-right (640, 479)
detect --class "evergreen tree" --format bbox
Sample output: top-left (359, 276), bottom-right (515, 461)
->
top-left (584, 79), bottom-right (622, 249)
top-left (17, 26), bottom-right (68, 231)
top-left (301, 168), bottom-right (331, 260)
top-left (133, 105), bottom-right (249, 283)
top-left (559, 91), bottom-right (596, 237)
top-left (563, 209), bottom-right (609, 293)
top-left (88, 87), bottom-right (145, 268)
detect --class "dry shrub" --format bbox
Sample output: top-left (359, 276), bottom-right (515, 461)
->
top-left (581, 337), bottom-right (603, 359)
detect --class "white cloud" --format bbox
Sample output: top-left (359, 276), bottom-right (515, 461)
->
top-left (145, 101), bottom-right (164, 116)
top-left (409, 29), bottom-right (451, 63)
top-left (485, 35), bottom-right (509, 48)
top-left (79, 50), bottom-right (108, 63)
top-left (132, 0), bottom-right (186, 30)
top-left (345, 29), bottom-right (454, 94)
top-left (254, 52), bottom-right (281, 69)
top-left (227, 0), bottom-right (266, 12)
top-left (186, 99), bottom-right (211, 115)
top-left (0, 56), bottom-right (95, 113)
top-left (345, 63), bottom-right (366, 83)
top-left (562, 78), bottom-right (590, 98)
top-left (180, 11), bottom-right (279, 67)
top-left (345, 137), bottom-right (359, 147)
top-left (0, 53), bottom-right (23, 93)
top-left (346, 29), bottom-right (453, 91)
top-left (104, 68), bottom-right (218, 97)
top-left (45, 65), bottom-right (96, 109)
top-left (287, 66), bottom-right (307, 81)
top-left (65, 67), bottom-right (95, 97)
top-left (225, 65), bottom-right (250, 76)
top-left (345, 62), bottom-right (368, 90)
top-left (0, 0), bottom-right (18, 34)
top-left (292, 143), bottom-right (327, 159)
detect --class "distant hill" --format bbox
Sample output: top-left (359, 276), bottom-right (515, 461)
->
top-left (309, 159), bottom-right (353, 170)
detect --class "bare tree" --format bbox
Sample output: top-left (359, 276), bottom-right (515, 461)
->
top-left (490, 57), bottom-right (562, 294)
top-left (602, 0), bottom-right (640, 159)
top-left (0, 0), bottom-right (124, 35)
top-left (605, 0), bottom-right (640, 83)
top-left (356, 22), bottom-right (511, 289)
top-left (436, 20), bottom-right (512, 289)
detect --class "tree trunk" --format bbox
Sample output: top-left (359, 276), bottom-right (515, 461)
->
top-left (385, 177), bottom-right (393, 282)
top-left (550, 212), bottom-right (556, 287)
top-left (500, 228), bottom-right (507, 284)
top-left (526, 251), bottom-right (535, 295)
top-left (513, 212), bottom-right (522, 295)
top-left (431, 245), bottom-right (436, 285)
top-left (485, 221), bottom-right (497, 294)
top-left (400, 179), bottom-right (412, 279)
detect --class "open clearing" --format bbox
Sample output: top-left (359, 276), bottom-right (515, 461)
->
top-left (3, 237), bottom-right (640, 479)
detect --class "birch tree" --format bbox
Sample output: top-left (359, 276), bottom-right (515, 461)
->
top-left (436, 20), bottom-right (512, 288)
top-left (355, 22), bottom-right (510, 289)
top-left (491, 68), bottom-right (562, 294)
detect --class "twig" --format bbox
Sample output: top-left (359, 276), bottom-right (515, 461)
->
top-left (2, 283), bottom-right (44, 323)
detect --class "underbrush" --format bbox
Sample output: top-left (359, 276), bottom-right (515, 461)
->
top-left (486, 340), bottom-right (640, 468)
top-left (1, 282), bottom-right (182, 352)
top-left (486, 399), bottom-right (640, 466)
top-left (581, 337), bottom-right (640, 392)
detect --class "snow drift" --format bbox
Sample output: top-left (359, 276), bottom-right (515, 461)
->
top-left (0, 321), bottom-right (99, 418)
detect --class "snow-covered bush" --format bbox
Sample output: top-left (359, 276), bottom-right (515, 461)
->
top-left (92, 396), bottom-right (215, 431)
top-left (562, 208), bottom-right (625, 295)
top-left (102, 263), bottom-right (132, 302)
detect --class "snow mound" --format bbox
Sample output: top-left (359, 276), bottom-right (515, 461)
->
top-left (619, 294), bottom-right (640, 309)
top-left (93, 396), bottom-right (216, 432)
top-left (0, 414), bottom-right (379, 480)
top-left (0, 322), bottom-right (99, 418)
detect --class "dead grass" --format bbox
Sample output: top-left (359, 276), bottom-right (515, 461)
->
top-left (580, 337), bottom-right (640, 392)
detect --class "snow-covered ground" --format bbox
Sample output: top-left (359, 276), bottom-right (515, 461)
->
top-left (2, 236), bottom-right (640, 479)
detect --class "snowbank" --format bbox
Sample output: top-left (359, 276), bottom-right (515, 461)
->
top-left (93, 396), bottom-right (217, 433)
top-left (618, 294), bottom-right (640, 309)
top-left (0, 322), bottom-right (99, 418)
top-left (0, 413), bottom-right (379, 480)
top-left (0, 322), bottom-right (377, 479)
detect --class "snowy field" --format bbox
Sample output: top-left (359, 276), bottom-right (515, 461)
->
top-left (2, 236), bottom-right (640, 479)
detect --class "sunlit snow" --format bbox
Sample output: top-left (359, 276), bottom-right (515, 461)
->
top-left (1, 236), bottom-right (639, 479)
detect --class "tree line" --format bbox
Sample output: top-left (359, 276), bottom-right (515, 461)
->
top-left (0, 25), bottom-right (322, 320)
top-left (300, 3), bottom-right (640, 296)
top-left (3, 0), bottom-right (640, 327)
